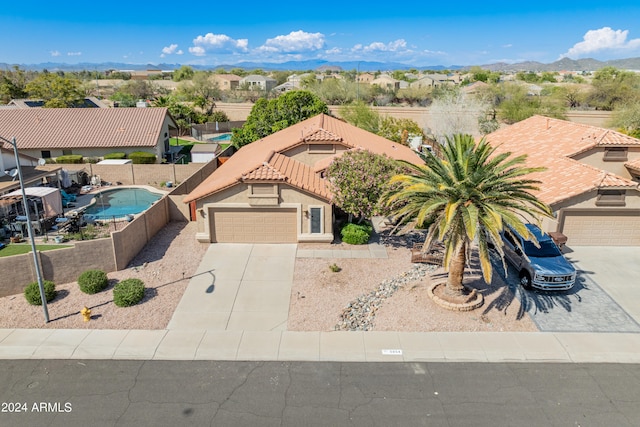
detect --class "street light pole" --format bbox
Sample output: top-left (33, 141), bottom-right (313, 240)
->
top-left (1, 136), bottom-right (49, 323)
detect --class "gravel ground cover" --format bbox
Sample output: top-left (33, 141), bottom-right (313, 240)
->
top-left (0, 225), bottom-right (535, 332)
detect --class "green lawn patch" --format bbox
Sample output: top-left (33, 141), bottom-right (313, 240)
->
top-left (0, 243), bottom-right (72, 257)
top-left (169, 138), bottom-right (196, 147)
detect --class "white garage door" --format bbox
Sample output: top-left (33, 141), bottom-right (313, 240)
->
top-left (211, 208), bottom-right (297, 243)
top-left (561, 210), bottom-right (640, 246)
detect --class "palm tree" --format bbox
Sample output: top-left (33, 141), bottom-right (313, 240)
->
top-left (383, 134), bottom-right (552, 297)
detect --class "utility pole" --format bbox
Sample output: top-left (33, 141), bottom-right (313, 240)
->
top-left (1, 136), bottom-right (49, 323)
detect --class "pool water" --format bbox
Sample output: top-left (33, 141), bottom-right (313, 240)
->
top-left (83, 188), bottom-right (162, 220)
top-left (208, 133), bottom-right (232, 142)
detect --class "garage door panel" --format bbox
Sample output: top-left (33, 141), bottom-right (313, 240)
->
top-left (211, 208), bottom-right (297, 243)
top-left (561, 211), bottom-right (640, 246)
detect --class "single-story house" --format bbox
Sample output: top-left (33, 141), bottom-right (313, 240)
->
top-left (0, 107), bottom-right (177, 163)
top-left (486, 115), bottom-right (640, 246)
top-left (8, 97), bottom-right (108, 108)
top-left (183, 113), bottom-right (422, 243)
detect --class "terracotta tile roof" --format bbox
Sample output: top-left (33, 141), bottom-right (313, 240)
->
top-left (183, 113), bottom-right (421, 203)
top-left (0, 108), bottom-right (173, 150)
top-left (486, 115), bottom-right (639, 206)
top-left (625, 158), bottom-right (640, 174)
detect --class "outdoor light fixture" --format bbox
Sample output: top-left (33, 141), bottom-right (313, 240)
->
top-left (1, 135), bottom-right (49, 323)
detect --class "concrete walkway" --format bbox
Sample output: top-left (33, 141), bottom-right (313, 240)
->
top-left (1, 243), bottom-right (639, 363)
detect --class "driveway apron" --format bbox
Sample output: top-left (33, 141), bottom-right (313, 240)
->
top-left (490, 248), bottom-right (640, 333)
top-left (167, 244), bottom-right (297, 331)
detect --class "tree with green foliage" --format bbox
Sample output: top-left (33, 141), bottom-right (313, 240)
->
top-left (327, 150), bottom-right (405, 221)
top-left (587, 66), bottom-right (640, 110)
top-left (231, 90), bottom-right (329, 148)
top-left (177, 71), bottom-right (221, 116)
top-left (0, 66), bottom-right (29, 103)
top-left (339, 101), bottom-right (381, 133)
top-left (172, 65), bottom-right (195, 82)
top-left (111, 80), bottom-right (164, 105)
top-left (609, 102), bottom-right (640, 138)
top-left (378, 116), bottom-right (424, 145)
top-left (383, 134), bottom-right (552, 297)
top-left (25, 73), bottom-right (84, 107)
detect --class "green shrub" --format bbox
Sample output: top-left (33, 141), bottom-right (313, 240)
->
top-left (24, 280), bottom-right (57, 305)
top-left (55, 154), bottom-right (83, 164)
top-left (329, 263), bottom-right (341, 272)
top-left (113, 278), bottom-right (145, 307)
top-left (78, 269), bottom-right (108, 294)
top-left (128, 151), bottom-right (156, 164)
top-left (340, 222), bottom-right (373, 245)
top-left (104, 152), bottom-right (127, 160)
top-left (85, 157), bottom-right (100, 164)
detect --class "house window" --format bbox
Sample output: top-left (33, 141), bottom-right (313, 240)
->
top-left (62, 149), bottom-right (72, 156)
top-left (308, 144), bottom-right (334, 154)
top-left (310, 207), bottom-right (322, 233)
top-left (603, 147), bottom-right (628, 161)
top-left (41, 150), bottom-right (51, 159)
top-left (596, 190), bottom-right (626, 206)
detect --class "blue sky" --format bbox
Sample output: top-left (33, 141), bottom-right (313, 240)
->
top-left (2, 1), bottom-right (640, 67)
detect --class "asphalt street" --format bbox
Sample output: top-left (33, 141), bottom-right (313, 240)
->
top-left (1, 360), bottom-right (639, 427)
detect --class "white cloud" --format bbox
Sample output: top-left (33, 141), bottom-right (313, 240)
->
top-left (67, 52), bottom-right (82, 56)
top-left (325, 47), bottom-right (342, 55)
top-left (353, 39), bottom-right (408, 53)
top-left (50, 50), bottom-right (61, 57)
top-left (189, 33), bottom-right (249, 56)
top-left (560, 27), bottom-right (640, 59)
top-left (257, 30), bottom-right (325, 53)
top-left (502, 44), bottom-right (513, 48)
top-left (162, 44), bottom-right (183, 55)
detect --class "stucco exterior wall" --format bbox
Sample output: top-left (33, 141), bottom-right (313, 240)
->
top-left (194, 182), bottom-right (333, 242)
top-left (572, 147), bottom-right (640, 180)
top-left (541, 188), bottom-right (640, 232)
top-left (283, 144), bottom-right (350, 166)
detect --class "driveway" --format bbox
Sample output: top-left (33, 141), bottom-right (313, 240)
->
top-left (167, 244), bottom-right (296, 331)
top-left (492, 246), bottom-right (640, 333)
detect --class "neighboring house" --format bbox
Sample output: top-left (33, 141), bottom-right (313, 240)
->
top-left (409, 74), bottom-right (454, 89)
top-left (273, 82), bottom-right (297, 94)
top-left (287, 73), bottom-right (316, 88)
top-left (486, 115), bottom-right (640, 246)
top-left (461, 81), bottom-right (489, 95)
top-left (0, 146), bottom-right (59, 197)
top-left (8, 97), bottom-right (108, 108)
top-left (0, 108), bottom-right (177, 163)
top-left (371, 74), bottom-right (401, 90)
top-left (356, 73), bottom-right (375, 83)
top-left (212, 74), bottom-right (242, 91)
top-left (183, 113), bottom-right (421, 243)
top-left (240, 75), bottom-right (278, 92)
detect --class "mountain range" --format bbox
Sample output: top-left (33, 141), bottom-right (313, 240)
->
top-left (2, 57), bottom-right (640, 73)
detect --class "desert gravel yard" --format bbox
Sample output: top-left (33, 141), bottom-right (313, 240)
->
top-left (0, 224), bottom-right (534, 332)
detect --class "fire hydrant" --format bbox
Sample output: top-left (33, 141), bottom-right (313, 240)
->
top-left (81, 306), bottom-right (91, 322)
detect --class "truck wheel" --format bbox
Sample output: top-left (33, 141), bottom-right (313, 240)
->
top-left (519, 271), bottom-right (533, 290)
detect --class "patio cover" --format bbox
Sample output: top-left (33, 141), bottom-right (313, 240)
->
top-left (0, 187), bottom-right (63, 218)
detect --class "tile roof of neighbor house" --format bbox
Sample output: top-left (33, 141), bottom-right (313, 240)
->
top-left (625, 157), bottom-right (640, 174)
top-left (0, 108), bottom-right (174, 150)
top-left (485, 115), bottom-right (639, 206)
top-left (183, 113), bottom-right (422, 203)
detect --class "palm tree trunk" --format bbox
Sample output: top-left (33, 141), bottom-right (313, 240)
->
top-left (445, 243), bottom-right (466, 296)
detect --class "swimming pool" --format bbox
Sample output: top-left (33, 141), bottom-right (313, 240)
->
top-left (83, 188), bottom-right (163, 221)
top-left (208, 133), bottom-right (232, 142)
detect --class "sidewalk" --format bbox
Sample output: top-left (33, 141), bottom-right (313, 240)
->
top-left (1, 328), bottom-right (640, 362)
top-left (1, 243), bottom-right (639, 363)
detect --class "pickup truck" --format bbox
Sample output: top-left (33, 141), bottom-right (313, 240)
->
top-left (500, 224), bottom-right (576, 291)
